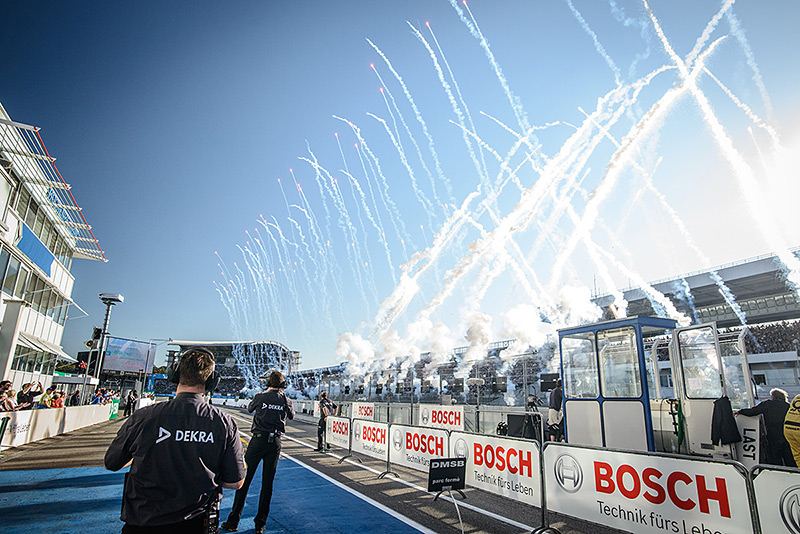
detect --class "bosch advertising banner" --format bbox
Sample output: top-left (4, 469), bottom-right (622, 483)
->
top-left (325, 416), bottom-right (351, 450)
top-left (544, 443), bottom-right (753, 534)
top-left (417, 405), bottom-right (464, 431)
top-left (352, 420), bottom-right (389, 461)
top-left (752, 466), bottom-right (800, 534)
top-left (351, 402), bottom-right (376, 421)
top-left (389, 424), bottom-right (449, 473)
top-left (450, 432), bottom-right (541, 507)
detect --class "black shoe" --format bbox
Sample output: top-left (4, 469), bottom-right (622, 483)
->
top-left (255, 524), bottom-right (265, 534)
top-left (313, 448), bottom-right (323, 452)
top-left (220, 520), bottom-right (238, 532)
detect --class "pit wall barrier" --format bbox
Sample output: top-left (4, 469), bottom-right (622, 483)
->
top-left (321, 416), bottom-right (798, 534)
top-left (0, 403), bottom-right (119, 450)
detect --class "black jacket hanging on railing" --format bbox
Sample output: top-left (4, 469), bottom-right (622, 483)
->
top-left (711, 396), bottom-right (742, 445)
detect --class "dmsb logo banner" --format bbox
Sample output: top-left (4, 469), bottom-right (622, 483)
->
top-left (450, 431), bottom-right (541, 507)
top-left (752, 466), bottom-right (800, 534)
top-left (543, 444), bottom-right (753, 534)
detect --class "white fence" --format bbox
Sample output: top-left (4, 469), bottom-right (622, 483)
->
top-left (1, 401), bottom-right (119, 450)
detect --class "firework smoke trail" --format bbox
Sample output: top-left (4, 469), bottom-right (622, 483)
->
top-left (335, 115), bottom-right (413, 260)
top-left (643, 0), bottom-right (800, 294)
top-left (673, 279), bottom-right (701, 324)
top-left (409, 21), bottom-right (486, 199)
top-left (367, 40), bottom-right (450, 214)
top-left (566, 0), bottom-right (622, 86)
top-left (367, 112), bottom-right (436, 227)
top-left (300, 153), bottom-right (371, 309)
top-left (249, 232), bottom-right (289, 339)
top-left (258, 218), bottom-right (309, 334)
top-left (425, 20), bottom-right (486, 195)
top-left (608, 0), bottom-right (652, 82)
top-left (724, 7), bottom-right (773, 121)
top-left (703, 68), bottom-right (781, 147)
top-left (332, 174), bottom-right (380, 304)
top-left (547, 37), bottom-right (721, 294)
top-left (292, 202), bottom-right (346, 325)
top-left (685, 0), bottom-right (734, 69)
top-left (342, 170), bottom-right (397, 285)
top-left (448, 0), bottom-right (534, 145)
top-left (237, 241), bottom-right (269, 334)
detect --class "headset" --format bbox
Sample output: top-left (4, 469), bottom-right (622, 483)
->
top-left (168, 347), bottom-right (221, 393)
top-left (267, 371), bottom-right (287, 390)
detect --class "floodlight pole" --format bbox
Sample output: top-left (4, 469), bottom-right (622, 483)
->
top-left (96, 293), bottom-right (124, 392)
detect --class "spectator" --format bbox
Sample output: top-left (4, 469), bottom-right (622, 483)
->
top-left (124, 390), bottom-right (138, 417)
top-left (17, 382), bottom-right (43, 410)
top-left (0, 380), bottom-right (11, 394)
top-left (4, 389), bottom-right (20, 411)
top-left (0, 390), bottom-right (14, 411)
top-left (548, 379), bottom-right (564, 441)
top-left (69, 389), bottom-right (81, 407)
top-left (737, 388), bottom-right (795, 467)
top-left (51, 392), bottom-right (65, 408)
top-left (38, 386), bottom-right (56, 409)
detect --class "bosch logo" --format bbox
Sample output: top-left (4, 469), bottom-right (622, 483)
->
top-left (421, 408), bottom-right (430, 424)
top-left (554, 454), bottom-right (583, 493)
top-left (354, 422), bottom-right (362, 442)
top-left (392, 429), bottom-right (403, 451)
top-left (453, 438), bottom-right (469, 461)
top-left (332, 420), bottom-right (349, 435)
top-left (781, 485), bottom-right (800, 534)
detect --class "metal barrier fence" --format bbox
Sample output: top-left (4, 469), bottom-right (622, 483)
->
top-left (318, 410), bottom-right (798, 534)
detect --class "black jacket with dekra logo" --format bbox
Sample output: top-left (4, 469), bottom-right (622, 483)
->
top-left (248, 389), bottom-right (295, 434)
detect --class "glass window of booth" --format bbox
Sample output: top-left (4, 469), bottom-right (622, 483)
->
top-left (598, 327), bottom-right (642, 398)
top-left (562, 332), bottom-right (598, 398)
top-left (678, 327), bottom-right (723, 399)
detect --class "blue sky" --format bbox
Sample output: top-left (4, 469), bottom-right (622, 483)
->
top-left (2, 1), bottom-right (799, 370)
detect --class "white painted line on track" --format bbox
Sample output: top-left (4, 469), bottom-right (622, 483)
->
top-left (224, 409), bottom-right (536, 533)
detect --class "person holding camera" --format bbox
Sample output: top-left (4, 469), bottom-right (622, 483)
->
top-left (105, 347), bottom-right (245, 533)
top-left (221, 370), bottom-right (294, 534)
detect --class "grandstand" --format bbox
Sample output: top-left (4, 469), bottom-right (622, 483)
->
top-left (153, 340), bottom-right (300, 395)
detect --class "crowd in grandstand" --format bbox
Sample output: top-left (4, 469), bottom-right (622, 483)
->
top-left (741, 320), bottom-right (800, 354)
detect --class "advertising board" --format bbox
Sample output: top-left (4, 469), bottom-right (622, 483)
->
top-left (543, 443), bottom-right (753, 534)
top-left (325, 416), bottom-right (350, 450)
top-left (450, 431), bottom-right (541, 507)
top-left (752, 466), bottom-right (800, 534)
top-left (102, 337), bottom-right (155, 375)
top-left (417, 405), bottom-right (464, 431)
top-left (389, 424), bottom-right (449, 473)
top-left (351, 402), bottom-right (376, 420)
top-left (352, 419), bottom-right (389, 461)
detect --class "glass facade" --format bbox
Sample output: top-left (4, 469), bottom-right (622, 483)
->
top-left (13, 185), bottom-right (73, 270)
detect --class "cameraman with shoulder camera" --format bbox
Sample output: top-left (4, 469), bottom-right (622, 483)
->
top-left (105, 348), bottom-right (245, 534)
top-left (221, 370), bottom-right (294, 534)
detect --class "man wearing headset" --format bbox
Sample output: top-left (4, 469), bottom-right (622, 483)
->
top-left (105, 348), bottom-right (246, 533)
top-left (221, 370), bottom-right (294, 534)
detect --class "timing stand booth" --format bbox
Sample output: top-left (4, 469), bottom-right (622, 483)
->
top-left (558, 316), bottom-right (755, 457)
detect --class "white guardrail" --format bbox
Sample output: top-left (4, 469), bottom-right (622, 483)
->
top-left (315, 400), bottom-right (798, 534)
top-left (1, 402), bottom-right (120, 450)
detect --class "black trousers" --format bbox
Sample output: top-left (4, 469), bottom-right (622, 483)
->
top-left (317, 419), bottom-right (327, 449)
top-left (226, 435), bottom-right (281, 527)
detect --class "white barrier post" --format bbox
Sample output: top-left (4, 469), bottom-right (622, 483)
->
top-left (751, 464), bottom-right (800, 534)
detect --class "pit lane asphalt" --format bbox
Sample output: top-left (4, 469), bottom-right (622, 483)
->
top-left (0, 404), bottom-right (625, 534)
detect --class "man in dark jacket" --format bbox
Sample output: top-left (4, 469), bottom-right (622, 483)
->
top-left (315, 391), bottom-right (337, 451)
top-left (737, 388), bottom-right (795, 467)
top-left (221, 371), bottom-right (294, 534)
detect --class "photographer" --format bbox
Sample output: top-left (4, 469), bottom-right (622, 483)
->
top-left (105, 347), bottom-right (245, 533)
top-left (221, 370), bottom-right (294, 534)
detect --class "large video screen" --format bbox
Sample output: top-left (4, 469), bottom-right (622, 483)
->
top-left (102, 337), bottom-right (155, 375)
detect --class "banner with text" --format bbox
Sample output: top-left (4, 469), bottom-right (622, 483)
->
top-left (450, 431), bottom-right (541, 507)
top-left (352, 419), bottom-right (389, 461)
top-left (752, 466), bottom-right (800, 534)
top-left (417, 405), bottom-right (464, 431)
top-left (543, 443), bottom-right (753, 534)
top-left (325, 416), bottom-right (351, 450)
top-left (351, 402), bottom-right (376, 421)
top-left (389, 424), bottom-right (449, 473)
